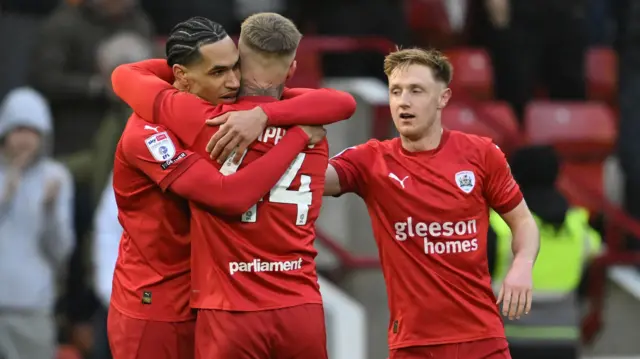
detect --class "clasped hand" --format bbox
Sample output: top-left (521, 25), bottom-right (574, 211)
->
top-left (205, 108), bottom-right (326, 164)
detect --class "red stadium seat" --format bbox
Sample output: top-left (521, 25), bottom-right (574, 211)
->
top-left (442, 104), bottom-right (503, 144)
top-left (404, 0), bottom-right (466, 48)
top-left (445, 48), bottom-right (493, 100)
top-left (586, 47), bottom-right (618, 105)
top-left (524, 101), bottom-right (616, 159)
top-left (474, 101), bottom-right (520, 152)
top-left (557, 162), bottom-right (604, 212)
top-left (406, 0), bottom-right (450, 32)
top-left (287, 51), bottom-right (322, 88)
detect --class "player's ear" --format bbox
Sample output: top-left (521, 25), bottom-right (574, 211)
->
top-left (172, 64), bottom-right (190, 92)
top-left (438, 88), bottom-right (452, 109)
top-left (286, 60), bottom-right (297, 82)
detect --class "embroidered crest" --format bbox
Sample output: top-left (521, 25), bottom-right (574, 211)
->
top-left (455, 171), bottom-right (475, 194)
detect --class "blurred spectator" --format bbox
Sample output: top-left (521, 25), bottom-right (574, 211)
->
top-left (28, 0), bottom-right (152, 343)
top-left (64, 31), bottom-right (154, 205)
top-left (57, 31), bottom-right (152, 357)
top-left (29, 0), bottom-right (153, 158)
top-left (477, 0), bottom-right (587, 120)
top-left (0, 87), bottom-right (75, 359)
top-left (91, 172), bottom-right (121, 359)
top-left (489, 146), bottom-right (601, 359)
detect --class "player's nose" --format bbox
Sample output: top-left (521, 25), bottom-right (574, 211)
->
top-left (225, 71), bottom-right (240, 90)
top-left (398, 92), bottom-right (411, 108)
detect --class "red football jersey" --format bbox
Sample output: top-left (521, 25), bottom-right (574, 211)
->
top-left (111, 115), bottom-right (198, 321)
top-left (110, 59), bottom-right (355, 312)
top-left (330, 130), bottom-right (523, 349)
top-left (168, 98), bottom-right (327, 311)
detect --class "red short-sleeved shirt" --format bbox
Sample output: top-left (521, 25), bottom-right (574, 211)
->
top-left (174, 98), bottom-right (328, 311)
top-left (330, 130), bottom-right (523, 349)
top-left (111, 115), bottom-right (198, 322)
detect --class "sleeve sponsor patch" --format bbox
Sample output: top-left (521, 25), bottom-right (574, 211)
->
top-left (145, 132), bottom-right (176, 162)
top-left (161, 152), bottom-right (187, 170)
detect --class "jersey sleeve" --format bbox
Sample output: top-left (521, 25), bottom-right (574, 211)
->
top-left (112, 60), bottom-right (234, 147)
top-left (483, 142), bottom-right (523, 214)
top-left (170, 127), bottom-right (311, 215)
top-left (261, 88), bottom-right (356, 126)
top-left (120, 124), bottom-right (199, 191)
top-left (329, 143), bottom-right (374, 197)
top-left (122, 121), bottom-right (312, 215)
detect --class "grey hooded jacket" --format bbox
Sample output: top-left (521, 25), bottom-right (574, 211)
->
top-left (0, 87), bottom-right (75, 312)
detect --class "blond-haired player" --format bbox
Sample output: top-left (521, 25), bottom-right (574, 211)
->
top-left (326, 48), bottom-right (539, 359)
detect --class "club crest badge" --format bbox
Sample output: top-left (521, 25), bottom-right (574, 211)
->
top-left (455, 170), bottom-right (475, 194)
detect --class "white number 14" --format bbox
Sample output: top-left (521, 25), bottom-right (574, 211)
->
top-left (219, 150), bottom-right (312, 225)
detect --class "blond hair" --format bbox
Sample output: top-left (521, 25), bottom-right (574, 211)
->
top-left (384, 48), bottom-right (453, 85)
top-left (240, 13), bottom-right (302, 59)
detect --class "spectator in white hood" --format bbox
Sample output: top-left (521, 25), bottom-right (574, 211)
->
top-left (0, 87), bottom-right (75, 359)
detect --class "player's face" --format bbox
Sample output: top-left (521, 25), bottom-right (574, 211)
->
top-left (174, 36), bottom-right (241, 105)
top-left (388, 64), bottom-right (451, 140)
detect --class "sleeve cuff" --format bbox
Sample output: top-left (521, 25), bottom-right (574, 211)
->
top-left (329, 161), bottom-right (349, 197)
top-left (494, 192), bottom-right (524, 214)
top-left (285, 126), bottom-right (310, 143)
top-left (260, 104), bottom-right (281, 126)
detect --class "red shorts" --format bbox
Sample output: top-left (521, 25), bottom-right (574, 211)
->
top-left (390, 338), bottom-right (511, 359)
top-left (195, 303), bottom-right (327, 359)
top-left (107, 306), bottom-right (195, 359)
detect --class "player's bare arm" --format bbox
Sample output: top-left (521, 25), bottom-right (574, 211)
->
top-left (205, 87), bottom-right (357, 163)
top-left (495, 200), bottom-right (540, 321)
top-left (501, 200), bottom-right (540, 264)
top-left (324, 165), bottom-right (342, 196)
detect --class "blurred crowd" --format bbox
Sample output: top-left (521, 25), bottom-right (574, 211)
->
top-left (0, 0), bottom-right (637, 358)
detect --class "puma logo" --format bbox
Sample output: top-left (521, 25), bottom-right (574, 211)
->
top-left (388, 173), bottom-right (409, 189)
top-left (144, 125), bottom-right (160, 133)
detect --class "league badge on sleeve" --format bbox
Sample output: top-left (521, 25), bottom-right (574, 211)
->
top-left (145, 132), bottom-right (176, 162)
top-left (455, 170), bottom-right (475, 194)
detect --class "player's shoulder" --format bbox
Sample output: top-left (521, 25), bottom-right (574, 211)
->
top-left (446, 130), bottom-right (498, 155)
top-left (121, 116), bottom-right (178, 150)
top-left (340, 138), bottom-right (394, 155)
top-left (122, 115), bottom-right (171, 139)
top-left (364, 138), bottom-right (397, 150)
top-left (120, 115), bottom-right (182, 158)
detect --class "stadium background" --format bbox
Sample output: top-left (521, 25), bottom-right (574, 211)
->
top-left (1, 0), bottom-right (640, 358)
